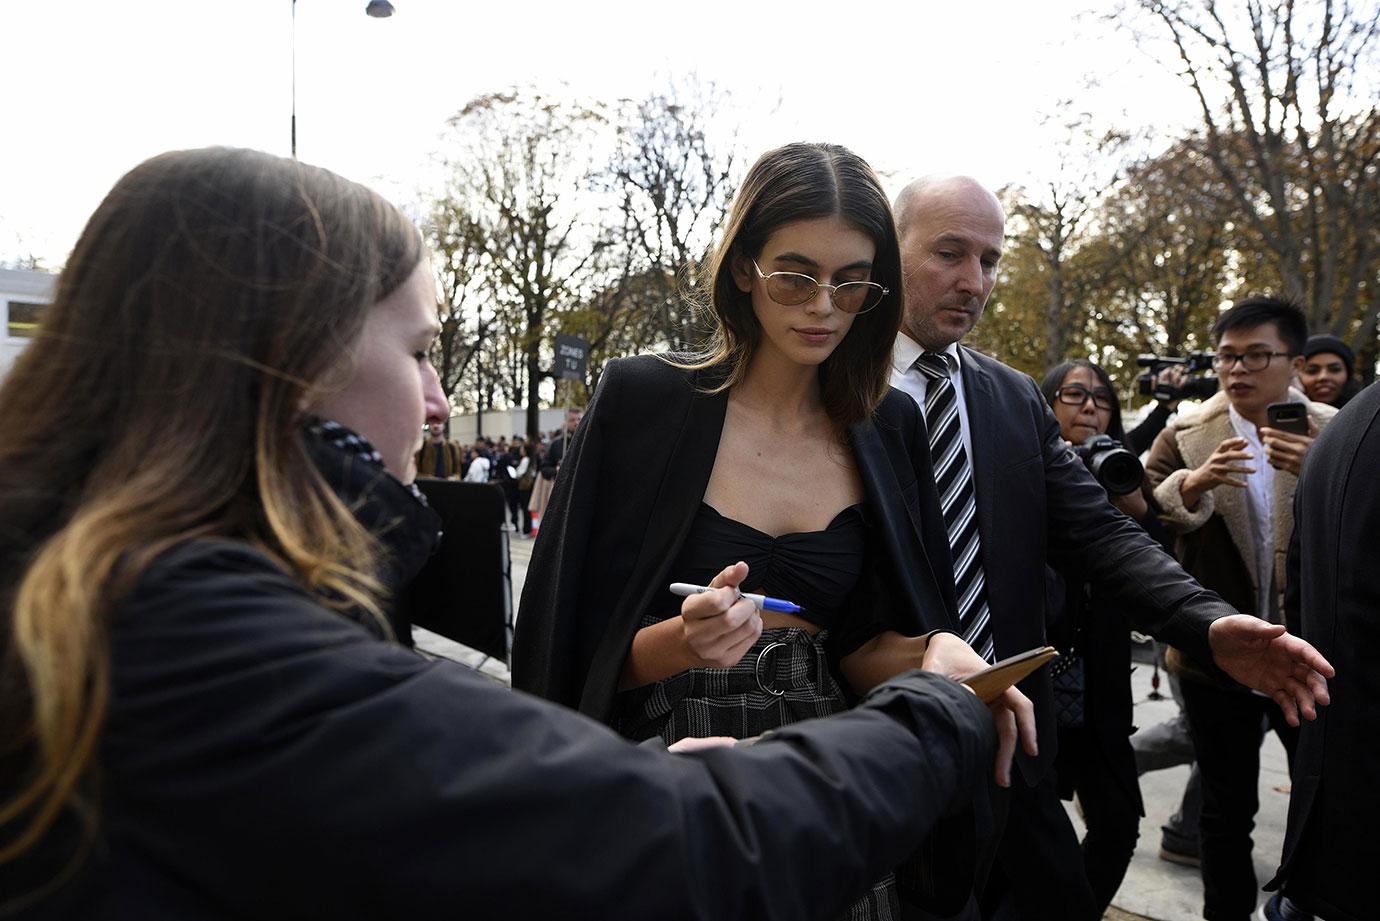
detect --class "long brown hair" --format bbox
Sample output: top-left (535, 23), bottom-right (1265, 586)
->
top-left (0, 148), bottom-right (423, 877)
top-left (676, 142), bottom-right (903, 431)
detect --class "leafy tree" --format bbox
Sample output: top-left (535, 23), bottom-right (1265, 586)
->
top-left (604, 78), bottom-right (741, 352)
top-left (981, 136), bottom-right (1235, 398)
top-left (436, 88), bottom-right (613, 439)
top-left (1130, 0), bottom-right (1380, 356)
top-left (1090, 141), bottom-right (1236, 391)
top-left (422, 198), bottom-right (488, 410)
top-left (1006, 111), bottom-right (1132, 367)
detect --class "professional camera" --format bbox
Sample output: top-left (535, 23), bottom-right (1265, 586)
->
top-left (1074, 434), bottom-right (1144, 496)
top-left (1136, 352), bottom-right (1219, 402)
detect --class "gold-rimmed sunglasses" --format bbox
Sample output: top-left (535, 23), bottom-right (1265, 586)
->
top-left (751, 259), bottom-right (889, 315)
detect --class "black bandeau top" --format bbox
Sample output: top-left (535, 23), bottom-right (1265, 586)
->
top-left (655, 501), bottom-right (868, 630)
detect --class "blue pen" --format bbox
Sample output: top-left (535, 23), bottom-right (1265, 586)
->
top-left (669, 582), bottom-right (802, 615)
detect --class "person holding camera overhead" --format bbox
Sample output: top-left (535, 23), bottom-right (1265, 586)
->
top-left (1144, 296), bottom-right (1336, 921)
top-left (1129, 350), bottom-right (1236, 454)
top-left (1038, 358), bottom-right (1163, 915)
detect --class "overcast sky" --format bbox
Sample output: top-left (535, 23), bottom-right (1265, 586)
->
top-left (3, 0), bottom-right (1200, 268)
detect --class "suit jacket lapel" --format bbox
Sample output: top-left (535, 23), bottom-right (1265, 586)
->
top-left (852, 412), bottom-right (960, 629)
top-left (959, 347), bottom-right (998, 553)
top-left (638, 377), bottom-right (727, 570)
top-left (852, 416), bottom-right (925, 543)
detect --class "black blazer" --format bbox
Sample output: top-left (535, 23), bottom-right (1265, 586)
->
top-left (512, 354), bottom-right (958, 722)
top-left (1046, 573), bottom-right (1142, 813)
top-left (954, 346), bottom-right (1231, 785)
top-left (1267, 382), bottom-right (1380, 921)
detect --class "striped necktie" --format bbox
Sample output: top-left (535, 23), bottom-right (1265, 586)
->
top-left (914, 352), bottom-right (994, 662)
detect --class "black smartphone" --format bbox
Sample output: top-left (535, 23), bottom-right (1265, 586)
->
top-left (1266, 401), bottom-right (1309, 436)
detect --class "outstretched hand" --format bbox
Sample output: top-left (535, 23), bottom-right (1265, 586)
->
top-left (921, 633), bottom-right (1038, 788)
top-left (1194, 437), bottom-right (1255, 490)
top-left (1208, 615), bottom-right (1334, 725)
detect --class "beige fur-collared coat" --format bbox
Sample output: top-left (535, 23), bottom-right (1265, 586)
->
top-left (1144, 389), bottom-right (1335, 675)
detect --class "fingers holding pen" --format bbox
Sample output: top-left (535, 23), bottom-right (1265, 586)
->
top-left (708, 560), bottom-right (749, 592)
top-left (686, 600), bottom-right (761, 667)
top-left (680, 562), bottom-right (762, 668)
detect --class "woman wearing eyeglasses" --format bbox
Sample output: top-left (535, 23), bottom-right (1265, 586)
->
top-left (1042, 360), bottom-right (1148, 521)
top-left (1036, 358), bottom-right (1158, 915)
top-left (515, 142), bottom-right (1023, 921)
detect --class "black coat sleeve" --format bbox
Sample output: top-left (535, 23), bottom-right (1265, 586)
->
top-left (104, 542), bottom-right (997, 921)
top-left (832, 388), bottom-right (958, 657)
top-left (1127, 402), bottom-right (1172, 455)
top-left (511, 359), bottom-right (620, 706)
top-left (1284, 487), bottom-right (1303, 639)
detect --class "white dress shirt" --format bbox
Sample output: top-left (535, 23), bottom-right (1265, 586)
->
top-left (1228, 404), bottom-right (1276, 618)
top-left (890, 333), bottom-right (975, 467)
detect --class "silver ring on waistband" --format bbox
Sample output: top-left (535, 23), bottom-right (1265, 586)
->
top-left (755, 641), bottom-right (788, 696)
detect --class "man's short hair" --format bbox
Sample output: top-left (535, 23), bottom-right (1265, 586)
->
top-left (1212, 295), bottom-right (1308, 355)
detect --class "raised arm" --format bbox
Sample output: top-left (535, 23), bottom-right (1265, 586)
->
top-left (112, 545), bottom-right (998, 921)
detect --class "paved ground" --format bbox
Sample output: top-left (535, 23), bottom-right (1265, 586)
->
top-left (414, 531), bottom-right (1295, 921)
top-left (1076, 649), bottom-right (1291, 920)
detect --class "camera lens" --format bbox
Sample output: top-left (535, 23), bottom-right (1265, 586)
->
top-left (1088, 448), bottom-right (1144, 496)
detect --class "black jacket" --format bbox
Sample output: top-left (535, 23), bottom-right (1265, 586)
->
top-left (512, 354), bottom-right (958, 721)
top-left (954, 346), bottom-right (1232, 785)
top-left (12, 424), bottom-right (997, 920)
top-left (1045, 573), bottom-right (1142, 813)
top-left (1266, 381), bottom-right (1380, 921)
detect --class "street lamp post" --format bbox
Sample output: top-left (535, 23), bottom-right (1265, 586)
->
top-left (291, 0), bottom-right (297, 158)
top-left (291, 1), bottom-right (396, 159)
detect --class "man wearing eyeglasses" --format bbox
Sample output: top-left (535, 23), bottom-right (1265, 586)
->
top-left (889, 176), bottom-right (1335, 921)
top-left (1144, 296), bottom-right (1336, 921)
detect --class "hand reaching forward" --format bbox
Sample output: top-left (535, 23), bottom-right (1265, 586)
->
top-left (1208, 615), bottom-right (1334, 725)
top-left (921, 632), bottom-right (1038, 788)
top-left (680, 561), bottom-right (763, 669)
top-left (1181, 436), bottom-right (1255, 510)
top-left (1192, 437), bottom-right (1255, 490)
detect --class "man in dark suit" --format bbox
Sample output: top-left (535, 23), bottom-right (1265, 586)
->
top-left (542, 407), bottom-right (584, 475)
top-left (1262, 381), bottom-right (1379, 921)
top-left (888, 175), bottom-right (1335, 920)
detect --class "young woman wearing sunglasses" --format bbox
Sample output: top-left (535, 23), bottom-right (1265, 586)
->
top-left (515, 142), bottom-right (1029, 921)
